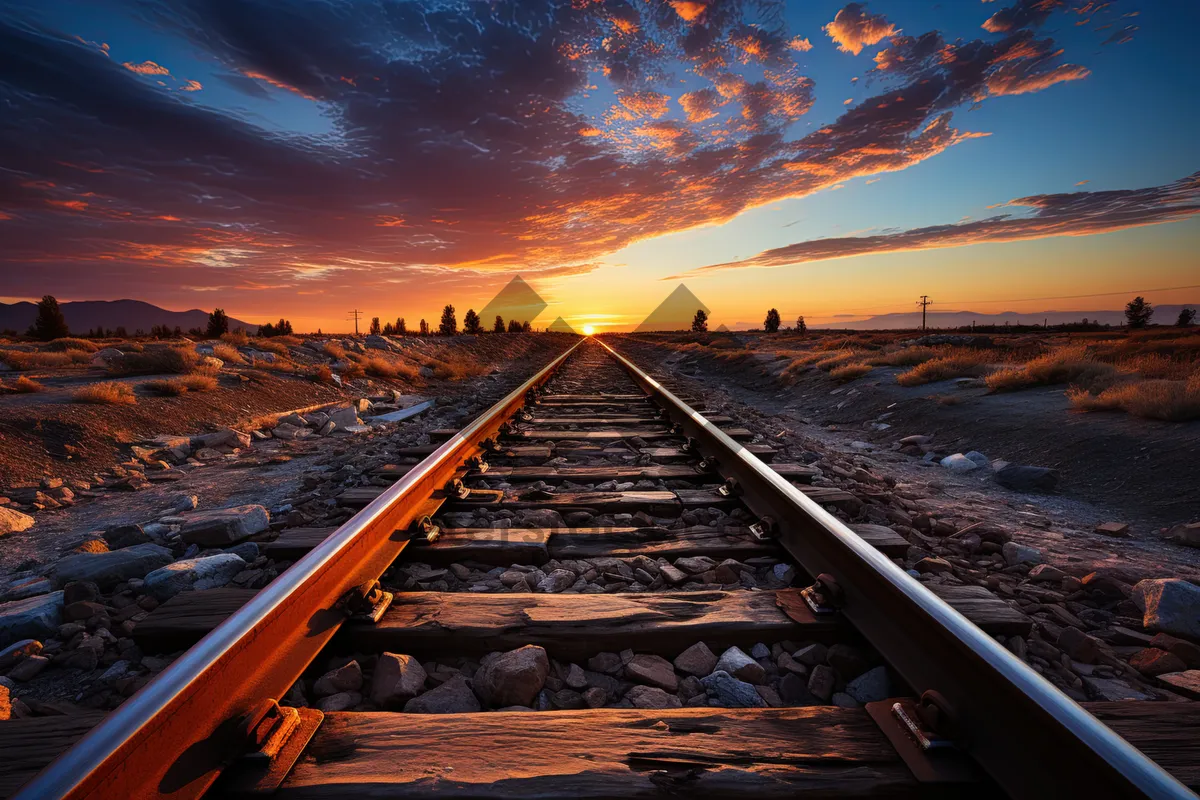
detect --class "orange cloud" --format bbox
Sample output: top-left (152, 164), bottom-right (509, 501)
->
top-left (667, 1), bottom-right (707, 22)
top-left (242, 70), bottom-right (317, 100)
top-left (122, 60), bottom-right (170, 76)
top-left (789, 37), bottom-right (813, 52)
top-left (181, 79), bottom-right (203, 92)
top-left (678, 89), bottom-right (722, 122)
top-left (824, 3), bottom-right (898, 56)
top-left (618, 91), bottom-right (670, 119)
top-left (986, 63), bottom-right (1089, 96)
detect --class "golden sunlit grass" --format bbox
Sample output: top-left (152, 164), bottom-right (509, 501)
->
top-left (1068, 375), bottom-right (1200, 422)
top-left (74, 381), bottom-right (136, 405)
top-left (985, 344), bottom-right (1118, 392)
top-left (0, 349), bottom-right (91, 370)
top-left (896, 350), bottom-right (995, 387)
top-left (220, 330), bottom-right (250, 347)
top-left (312, 364), bottom-right (335, 384)
top-left (254, 339), bottom-right (291, 356)
top-left (46, 337), bottom-right (100, 352)
top-left (110, 345), bottom-right (202, 375)
top-left (212, 343), bottom-right (246, 364)
top-left (362, 356), bottom-right (418, 380)
top-left (829, 362), bottom-right (874, 382)
top-left (322, 341), bottom-right (346, 360)
top-left (868, 346), bottom-right (939, 367)
top-left (427, 355), bottom-right (488, 381)
top-left (12, 376), bottom-right (45, 393)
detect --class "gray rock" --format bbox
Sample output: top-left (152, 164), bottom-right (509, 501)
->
top-left (832, 692), bottom-right (860, 708)
top-left (0, 593), bottom-right (63, 648)
top-left (996, 465), bottom-right (1059, 493)
top-left (701, 670), bottom-right (765, 708)
top-left (1082, 676), bottom-right (1153, 702)
top-left (314, 661), bottom-right (363, 697)
top-left (225, 542), bottom-right (260, 562)
top-left (473, 645), bottom-right (549, 708)
top-left (714, 646), bottom-right (766, 684)
top-left (674, 556), bottom-right (717, 575)
top-left (316, 691), bottom-right (361, 712)
top-left (846, 666), bottom-right (890, 703)
top-left (404, 675), bottom-right (481, 713)
top-left (587, 652), bottom-right (622, 674)
top-left (180, 505), bottom-right (269, 546)
top-left (56, 544), bottom-right (173, 589)
top-left (940, 453), bottom-right (979, 472)
top-left (1132, 579), bottom-right (1200, 640)
top-left (626, 685), bottom-right (682, 709)
top-left (536, 569), bottom-right (576, 593)
top-left (963, 451), bottom-right (990, 468)
top-left (807, 664), bottom-right (836, 701)
top-left (624, 654), bottom-right (678, 691)
top-left (143, 553), bottom-right (247, 600)
top-left (103, 523), bottom-right (150, 550)
top-left (0, 507), bottom-right (35, 536)
top-left (371, 653), bottom-right (428, 706)
top-left (673, 642), bottom-right (718, 677)
top-left (1002, 541), bottom-right (1042, 567)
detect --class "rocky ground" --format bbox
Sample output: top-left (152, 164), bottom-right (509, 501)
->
top-left (0, 337), bottom-right (572, 718)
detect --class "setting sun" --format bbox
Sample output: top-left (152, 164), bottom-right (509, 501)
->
top-left (582, 325), bottom-right (595, 335)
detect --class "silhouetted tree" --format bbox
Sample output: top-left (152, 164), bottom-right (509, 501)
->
top-left (1124, 296), bottom-right (1153, 328)
top-left (493, 315), bottom-right (505, 333)
top-left (796, 315), bottom-right (807, 334)
top-left (521, 320), bottom-right (532, 332)
top-left (187, 327), bottom-right (203, 337)
top-left (396, 317), bottom-right (406, 335)
top-left (206, 308), bottom-right (229, 338)
top-left (419, 319), bottom-right (429, 335)
top-left (508, 319), bottom-right (523, 333)
top-left (1176, 307), bottom-right (1196, 327)
top-left (763, 308), bottom-right (781, 333)
top-left (691, 309), bottom-right (708, 332)
top-left (463, 309), bottom-right (483, 334)
top-left (28, 295), bottom-right (69, 341)
top-left (438, 304), bottom-right (457, 335)
top-left (173, 326), bottom-right (182, 337)
top-left (258, 318), bottom-right (294, 337)
top-left (369, 316), bottom-right (382, 335)
top-left (115, 326), bottom-right (128, 338)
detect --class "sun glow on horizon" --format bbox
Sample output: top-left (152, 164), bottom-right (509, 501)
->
top-left (582, 324), bottom-right (595, 335)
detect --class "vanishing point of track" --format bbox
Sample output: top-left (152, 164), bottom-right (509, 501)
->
top-left (12, 338), bottom-right (1192, 799)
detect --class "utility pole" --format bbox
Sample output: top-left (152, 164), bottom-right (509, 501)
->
top-left (347, 309), bottom-right (362, 336)
top-left (917, 295), bottom-right (931, 331)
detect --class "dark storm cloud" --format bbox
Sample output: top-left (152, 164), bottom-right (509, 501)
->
top-left (670, 173), bottom-right (1200, 277)
top-left (0, 0), bottom-right (1107, 296)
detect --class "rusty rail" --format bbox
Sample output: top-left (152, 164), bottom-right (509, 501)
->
top-left (14, 339), bottom-right (584, 800)
top-left (599, 338), bottom-right (1191, 800)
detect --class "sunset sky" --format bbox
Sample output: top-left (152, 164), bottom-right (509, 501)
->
top-left (1, 0), bottom-right (1197, 332)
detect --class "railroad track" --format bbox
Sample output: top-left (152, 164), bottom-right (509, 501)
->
top-left (5, 338), bottom-right (1195, 799)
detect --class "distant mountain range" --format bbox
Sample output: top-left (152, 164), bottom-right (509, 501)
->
top-left (725, 305), bottom-right (1197, 331)
top-left (0, 300), bottom-right (258, 335)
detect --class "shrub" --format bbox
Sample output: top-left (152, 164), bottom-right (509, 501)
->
top-left (896, 352), bottom-right (994, 387)
top-left (180, 374), bottom-right (218, 392)
top-left (220, 330), bottom-right (250, 347)
top-left (254, 339), bottom-right (290, 356)
top-left (829, 362), bottom-right (873, 382)
top-left (869, 346), bottom-right (938, 367)
top-left (312, 364), bottom-right (335, 383)
top-left (212, 343), bottom-right (246, 364)
top-left (428, 355), bottom-right (487, 380)
top-left (74, 381), bottom-right (136, 405)
top-left (13, 375), bottom-right (44, 392)
top-left (814, 350), bottom-right (866, 371)
top-left (143, 378), bottom-right (188, 396)
top-left (111, 345), bottom-right (201, 375)
top-left (322, 341), bottom-right (346, 360)
top-left (985, 345), bottom-right (1118, 392)
top-left (1068, 375), bottom-right (1200, 422)
top-left (46, 337), bottom-right (99, 352)
top-left (0, 350), bottom-right (82, 370)
top-left (363, 356), bottom-right (418, 379)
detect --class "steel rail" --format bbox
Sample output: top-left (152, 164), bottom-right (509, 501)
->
top-left (599, 338), bottom-right (1192, 800)
top-left (15, 338), bottom-right (585, 800)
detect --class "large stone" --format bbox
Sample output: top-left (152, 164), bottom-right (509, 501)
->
top-left (327, 406), bottom-right (360, 428)
top-left (0, 592), bottom-right (63, 648)
top-left (180, 505), bottom-right (270, 546)
top-left (56, 544), bottom-right (173, 589)
top-left (1082, 676), bottom-right (1153, 702)
top-left (103, 523), bottom-right (152, 550)
top-left (536, 569), bottom-right (576, 593)
top-left (940, 454), bottom-right (979, 473)
top-left (701, 670), bottom-right (765, 708)
top-left (370, 653), bottom-right (428, 706)
top-left (143, 553), bottom-right (247, 600)
top-left (0, 507), bottom-right (35, 536)
top-left (1158, 670), bottom-right (1200, 700)
top-left (403, 675), bottom-right (481, 714)
top-left (1129, 648), bottom-right (1187, 677)
top-left (1002, 541), bottom-right (1043, 567)
top-left (473, 645), bottom-right (549, 708)
top-left (714, 646), bottom-right (766, 684)
top-left (314, 661), bottom-right (364, 697)
top-left (995, 465), bottom-right (1059, 493)
top-left (673, 642), bottom-right (718, 677)
top-left (626, 685), bottom-right (681, 709)
top-left (624, 654), bottom-right (678, 691)
top-left (846, 666), bottom-right (890, 703)
top-left (1167, 522), bottom-right (1200, 549)
top-left (1132, 579), bottom-right (1200, 640)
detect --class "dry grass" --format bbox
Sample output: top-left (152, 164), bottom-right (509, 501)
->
top-left (896, 351), bottom-right (995, 387)
top-left (211, 343), bottom-right (246, 364)
top-left (273, 335), bottom-right (302, 346)
top-left (869, 346), bottom-right (938, 367)
top-left (220, 330), bottom-right (250, 347)
top-left (829, 362), bottom-right (873, 382)
top-left (46, 337), bottom-right (100, 352)
top-left (1068, 374), bottom-right (1200, 422)
top-left (254, 339), bottom-right (291, 356)
top-left (322, 341), bottom-right (346, 360)
top-left (142, 378), bottom-right (188, 396)
top-left (111, 345), bottom-right (201, 375)
top-left (363, 356), bottom-right (419, 379)
top-left (0, 349), bottom-right (92, 370)
top-left (12, 376), bottom-right (44, 393)
top-left (312, 364), bottom-right (335, 383)
top-left (249, 356), bottom-right (296, 373)
top-left (74, 381), bottom-right (136, 405)
top-left (179, 374), bottom-right (218, 391)
top-left (985, 345), bottom-right (1119, 392)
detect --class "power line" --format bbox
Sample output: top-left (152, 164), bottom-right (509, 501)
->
top-left (917, 295), bottom-right (931, 331)
top-left (347, 309), bottom-right (362, 335)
